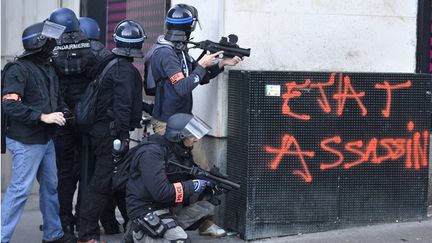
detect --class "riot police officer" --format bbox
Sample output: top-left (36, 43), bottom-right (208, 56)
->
top-left (147, 4), bottom-right (242, 134)
top-left (79, 16), bottom-right (126, 235)
top-left (48, 7), bottom-right (97, 235)
top-left (78, 20), bottom-right (144, 243)
top-left (126, 113), bottom-right (224, 243)
top-left (1, 21), bottom-right (76, 243)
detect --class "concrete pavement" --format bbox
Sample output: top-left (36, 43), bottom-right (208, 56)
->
top-left (6, 194), bottom-right (432, 243)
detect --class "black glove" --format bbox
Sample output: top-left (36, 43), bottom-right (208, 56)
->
top-left (200, 185), bottom-right (222, 206)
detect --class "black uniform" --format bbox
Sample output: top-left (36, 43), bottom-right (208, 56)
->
top-left (79, 56), bottom-right (143, 241)
top-left (88, 40), bottom-right (129, 233)
top-left (51, 30), bottom-right (98, 231)
top-left (126, 134), bottom-right (196, 220)
top-left (2, 55), bottom-right (66, 143)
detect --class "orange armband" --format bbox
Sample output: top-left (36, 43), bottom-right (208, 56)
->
top-left (173, 182), bottom-right (184, 203)
top-left (170, 72), bottom-right (185, 85)
top-left (2, 93), bottom-right (21, 101)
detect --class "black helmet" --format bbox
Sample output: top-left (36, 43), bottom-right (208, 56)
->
top-left (112, 20), bottom-right (146, 58)
top-left (19, 20), bottom-right (66, 58)
top-left (79, 17), bottom-right (100, 40)
top-left (165, 4), bottom-right (199, 42)
top-left (166, 4), bottom-right (198, 33)
top-left (164, 113), bottom-right (211, 143)
top-left (49, 8), bottom-right (79, 33)
top-left (20, 22), bottom-right (48, 57)
top-left (22, 22), bottom-right (47, 50)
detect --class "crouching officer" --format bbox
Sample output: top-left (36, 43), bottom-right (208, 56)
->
top-left (125, 113), bottom-right (226, 243)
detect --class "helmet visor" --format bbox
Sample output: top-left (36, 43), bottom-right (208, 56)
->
top-left (191, 19), bottom-right (201, 32)
top-left (180, 116), bottom-right (211, 140)
top-left (42, 20), bottom-right (66, 39)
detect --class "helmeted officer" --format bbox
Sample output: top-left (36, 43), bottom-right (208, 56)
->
top-left (78, 17), bottom-right (113, 79)
top-left (48, 7), bottom-right (97, 235)
top-left (78, 20), bottom-right (144, 243)
top-left (147, 4), bottom-right (242, 135)
top-left (1, 21), bottom-right (76, 243)
top-left (125, 113), bottom-right (225, 243)
top-left (78, 16), bottom-right (125, 235)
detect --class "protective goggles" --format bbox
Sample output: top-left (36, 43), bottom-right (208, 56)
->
top-left (41, 20), bottom-right (66, 39)
top-left (180, 116), bottom-right (211, 140)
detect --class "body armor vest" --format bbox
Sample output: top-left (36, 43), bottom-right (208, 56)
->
top-left (51, 31), bottom-right (93, 75)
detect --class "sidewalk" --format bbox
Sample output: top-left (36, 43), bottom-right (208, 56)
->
top-left (8, 195), bottom-right (432, 243)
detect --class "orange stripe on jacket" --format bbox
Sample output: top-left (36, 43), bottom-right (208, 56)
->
top-left (170, 72), bottom-right (185, 85)
top-left (173, 182), bottom-right (184, 203)
top-left (2, 93), bottom-right (21, 101)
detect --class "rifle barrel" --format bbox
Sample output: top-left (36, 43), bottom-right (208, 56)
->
top-left (187, 40), bottom-right (251, 58)
top-left (214, 44), bottom-right (250, 57)
top-left (202, 172), bottom-right (241, 190)
top-left (168, 160), bottom-right (240, 190)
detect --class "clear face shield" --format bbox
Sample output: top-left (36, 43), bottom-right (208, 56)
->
top-left (180, 116), bottom-right (211, 140)
top-left (41, 20), bottom-right (66, 39)
top-left (191, 18), bottom-right (201, 31)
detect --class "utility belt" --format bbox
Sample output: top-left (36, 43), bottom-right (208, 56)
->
top-left (132, 208), bottom-right (178, 239)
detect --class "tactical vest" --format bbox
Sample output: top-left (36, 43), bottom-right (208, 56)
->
top-left (51, 31), bottom-right (94, 75)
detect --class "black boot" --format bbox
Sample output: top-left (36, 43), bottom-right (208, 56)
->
top-left (42, 233), bottom-right (77, 243)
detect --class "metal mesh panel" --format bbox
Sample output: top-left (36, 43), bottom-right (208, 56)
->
top-left (225, 71), bottom-right (250, 237)
top-left (225, 71), bottom-right (431, 240)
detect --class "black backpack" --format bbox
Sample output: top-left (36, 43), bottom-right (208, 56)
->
top-left (74, 58), bottom-right (118, 132)
top-left (1, 60), bottom-right (29, 153)
top-left (143, 43), bottom-right (173, 96)
top-left (112, 135), bottom-right (171, 192)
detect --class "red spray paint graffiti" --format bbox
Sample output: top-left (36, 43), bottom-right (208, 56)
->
top-left (266, 72), bottom-right (428, 183)
top-left (266, 122), bottom-right (429, 183)
top-left (281, 73), bottom-right (411, 119)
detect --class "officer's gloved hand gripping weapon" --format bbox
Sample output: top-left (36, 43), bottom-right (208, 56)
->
top-left (187, 34), bottom-right (251, 60)
top-left (169, 160), bottom-right (240, 205)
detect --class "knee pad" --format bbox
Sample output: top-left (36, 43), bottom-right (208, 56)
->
top-left (133, 212), bottom-right (178, 239)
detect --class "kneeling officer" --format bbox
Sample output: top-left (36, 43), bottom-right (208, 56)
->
top-left (126, 113), bottom-right (227, 242)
